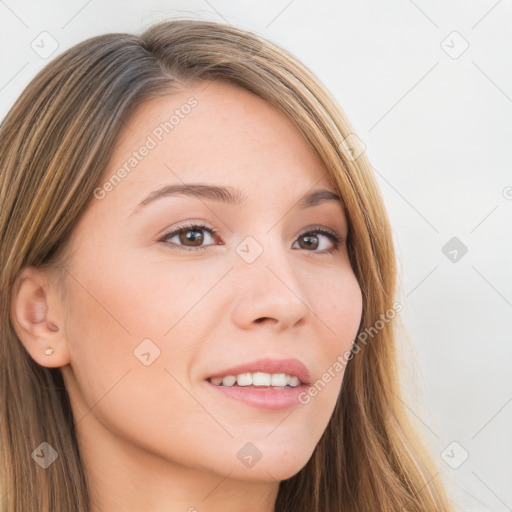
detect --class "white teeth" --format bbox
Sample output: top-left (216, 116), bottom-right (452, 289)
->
top-left (271, 373), bottom-right (287, 387)
top-left (252, 372), bottom-right (270, 386)
top-left (237, 373), bottom-right (252, 386)
top-left (222, 375), bottom-right (236, 387)
top-left (209, 372), bottom-right (302, 388)
top-left (287, 375), bottom-right (301, 387)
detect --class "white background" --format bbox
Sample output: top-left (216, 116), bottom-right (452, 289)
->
top-left (1, 1), bottom-right (511, 510)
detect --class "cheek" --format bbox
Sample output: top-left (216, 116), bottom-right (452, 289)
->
top-left (66, 243), bottom-right (206, 341)
top-left (62, 246), bottom-right (220, 411)
top-left (291, 266), bottom-right (361, 384)
top-left (94, 250), bottom-right (223, 338)
top-left (306, 269), bottom-right (362, 395)
top-left (314, 267), bottom-right (363, 346)
top-left (61, 264), bottom-right (203, 448)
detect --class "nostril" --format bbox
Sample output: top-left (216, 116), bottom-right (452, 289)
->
top-left (255, 317), bottom-right (272, 323)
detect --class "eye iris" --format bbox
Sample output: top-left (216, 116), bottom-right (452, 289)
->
top-left (180, 229), bottom-right (204, 246)
top-left (300, 234), bottom-right (318, 250)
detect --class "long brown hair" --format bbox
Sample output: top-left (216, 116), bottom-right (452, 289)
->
top-left (0, 18), bottom-right (454, 511)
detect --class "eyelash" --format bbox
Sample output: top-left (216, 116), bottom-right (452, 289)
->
top-left (158, 221), bottom-right (343, 254)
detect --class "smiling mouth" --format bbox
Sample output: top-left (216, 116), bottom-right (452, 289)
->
top-left (206, 372), bottom-right (303, 389)
top-left (204, 368), bottom-right (310, 411)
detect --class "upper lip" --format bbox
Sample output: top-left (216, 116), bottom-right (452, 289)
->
top-left (206, 357), bottom-right (311, 385)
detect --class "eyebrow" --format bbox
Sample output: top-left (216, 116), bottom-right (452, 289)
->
top-left (128, 183), bottom-right (342, 216)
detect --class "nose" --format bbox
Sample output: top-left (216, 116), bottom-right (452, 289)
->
top-left (230, 243), bottom-right (311, 332)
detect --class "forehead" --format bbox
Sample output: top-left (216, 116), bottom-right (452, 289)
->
top-left (94, 81), bottom-right (334, 215)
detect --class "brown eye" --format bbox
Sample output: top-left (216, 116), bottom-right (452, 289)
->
top-left (292, 227), bottom-right (341, 253)
top-left (159, 222), bottom-right (219, 252)
top-left (298, 234), bottom-right (319, 250)
top-left (178, 228), bottom-right (204, 246)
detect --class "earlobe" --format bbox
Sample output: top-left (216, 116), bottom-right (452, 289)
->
top-left (10, 266), bottom-right (70, 368)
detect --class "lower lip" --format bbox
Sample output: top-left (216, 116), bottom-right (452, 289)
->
top-left (204, 380), bottom-right (310, 411)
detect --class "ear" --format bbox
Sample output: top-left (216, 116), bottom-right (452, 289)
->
top-left (10, 266), bottom-right (70, 368)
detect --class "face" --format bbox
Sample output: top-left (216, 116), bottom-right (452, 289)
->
top-left (57, 81), bottom-right (363, 482)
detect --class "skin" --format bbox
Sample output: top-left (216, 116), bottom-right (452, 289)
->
top-left (12, 81), bottom-right (363, 512)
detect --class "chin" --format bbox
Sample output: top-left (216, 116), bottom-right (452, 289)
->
top-left (227, 460), bottom-right (309, 482)
top-left (224, 443), bottom-right (315, 482)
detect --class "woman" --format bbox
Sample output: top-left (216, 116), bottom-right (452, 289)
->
top-left (0, 18), bottom-right (454, 512)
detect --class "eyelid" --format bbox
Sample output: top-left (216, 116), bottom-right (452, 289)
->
top-left (159, 220), bottom-right (217, 239)
top-left (296, 224), bottom-right (341, 242)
